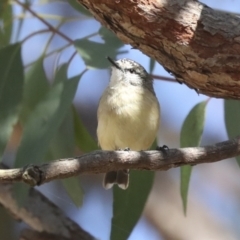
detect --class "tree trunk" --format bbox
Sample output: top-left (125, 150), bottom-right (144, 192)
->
top-left (77, 0), bottom-right (240, 99)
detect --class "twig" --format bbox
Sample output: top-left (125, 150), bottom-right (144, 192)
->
top-left (24, 43), bottom-right (72, 68)
top-left (21, 29), bottom-right (51, 43)
top-left (0, 136), bottom-right (240, 186)
top-left (15, 0), bottom-right (74, 44)
top-left (67, 51), bottom-right (77, 65)
top-left (151, 74), bottom-right (176, 83)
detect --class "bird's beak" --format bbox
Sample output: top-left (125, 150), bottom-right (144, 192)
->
top-left (107, 56), bottom-right (122, 71)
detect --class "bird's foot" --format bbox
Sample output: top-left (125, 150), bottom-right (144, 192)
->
top-left (156, 145), bottom-right (169, 152)
top-left (117, 147), bottom-right (131, 151)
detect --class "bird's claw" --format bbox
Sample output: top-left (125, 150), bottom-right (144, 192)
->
top-left (156, 145), bottom-right (169, 152)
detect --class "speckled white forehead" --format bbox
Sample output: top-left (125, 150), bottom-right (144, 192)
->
top-left (109, 58), bottom-right (153, 86)
top-left (115, 58), bottom-right (143, 69)
top-left (114, 58), bottom-right (149, 79)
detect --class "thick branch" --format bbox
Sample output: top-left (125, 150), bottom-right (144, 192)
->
top-left (20, 229), bottom-right (74, 240)
top-left (0, 183), bottom-right (95, 240)
top-left (77, 0), bottom-right (240, 99)
top-left (0, 136), bottom-right (240, 186)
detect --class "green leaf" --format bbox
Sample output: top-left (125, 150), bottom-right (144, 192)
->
top-left (47, 109), bottom-right (75, 160)
top-left (68, 0), bottom-right (92, 16)
top-left (15, 66), bottom-right (84, 167)
top-left (180, 100), bottom-right (208, 214)
top-left (150, 139), bottom-right (158, 150)
top-left (110, 140), bottom-right (156, 239)
top-left (180, 101), bottom-right (207, 148)
top-left (44, 108), bottom-right (83, 207)
top-left (74, 39), bottom-right (121, 69)
top-left (0, 0), bottom-right (13, 47)
top-left (180, 165), bottom-right (191, 214)
top-left (99, 27), bottom-right (123, 50)
top-left (53, 64), bottom-right (68, 85)
top-left (224, 100), bottom-right (240, 165)
top-left (12, 183), bottom-right (30, 208)
top-left (0, 43), bottom-right (23, 161)
top-left (20, 58), bottom-right (49, 123)
top-left (149, 58), bottom-right (155, 73)
top-left (73, 106), bottom-right (98, 152)
top-left (62, 177), bottom-right (83, 207)
top-left (111, 171), bottom-right (154, 240)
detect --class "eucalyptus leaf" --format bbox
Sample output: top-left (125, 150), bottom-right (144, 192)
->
top-left (180, 100), bottom-right (207, 214)
top-left (74, 39), bottom-right (121, 69)
top-left (47, 109), bottom-right (75, 160)
top-left (68, 0), bottom-right (92, 16)
top-left (110, 140), bottom-right (156, 239)
top-left (180, 101), bottom-right (207, 147)
top-left (0, 0), bottom-right (12, 47)
top-left (111, 170), bottom-right (154, 240)
top-left (73, 106), bottom-right (98, 152)
top-left (12, 183), bottom-right (30, 208)
top-left (99, 27), bottom-right (123, 49)
top-left (0, 43), bottom-right (23, 161)
top-left (21, 58), bottom-right (49, 123)
top-left (45, 108), bottom-right (83, 207)
top-left (224, 100), bottom-right (240, 165)
top-left (15, 66), bottom-right (84, 167)
top-left (149, 58), bottom-right (156, 73)
top-left (62, 177), bottom-right (83, 208)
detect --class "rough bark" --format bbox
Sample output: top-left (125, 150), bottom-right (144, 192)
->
top-left (0, 182), bottom-right (95, 240)
top-left (20, 229), bottom-right (73, 240)
top-left (77, 0), bottom-right (240, 99)
top-left (0, 136), bottom-right (239, 185)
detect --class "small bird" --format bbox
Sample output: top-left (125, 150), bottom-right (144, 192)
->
top-left (97, 57), bottom-right (160, 190)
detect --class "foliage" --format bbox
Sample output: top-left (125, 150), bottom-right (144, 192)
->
top-left (225, 100), bottom-right (240, 165)
top-left (180, 100), bottom-right (208, 214)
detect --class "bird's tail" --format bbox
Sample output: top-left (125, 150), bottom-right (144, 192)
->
top-left (103, 170), bottom-right (129, 190)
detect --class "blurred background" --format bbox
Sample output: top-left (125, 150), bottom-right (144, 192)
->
top-left (1, 0), bottom-right (240, 239)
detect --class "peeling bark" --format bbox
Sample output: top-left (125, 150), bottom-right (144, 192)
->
top-left (77, 0), bottom-right (240, 99)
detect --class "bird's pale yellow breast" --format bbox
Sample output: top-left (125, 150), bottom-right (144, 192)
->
top-left (97, 84), bottom-right (160, 151)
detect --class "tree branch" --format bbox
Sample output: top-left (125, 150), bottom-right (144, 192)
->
top-left (20, 229), bottom-right (74, 240)
top-left (76, 0), bottom-right (240, 99)
top-left (0, 182), bottom-right (95, 240)
top-left (0, 136), bottom-right (240, 186)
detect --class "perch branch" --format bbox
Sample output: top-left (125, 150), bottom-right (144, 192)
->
top-left (0, 136), bottom-right (240, 186)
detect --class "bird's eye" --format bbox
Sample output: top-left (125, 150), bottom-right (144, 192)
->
top-left (129, 69), bottom-right (135, 73)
